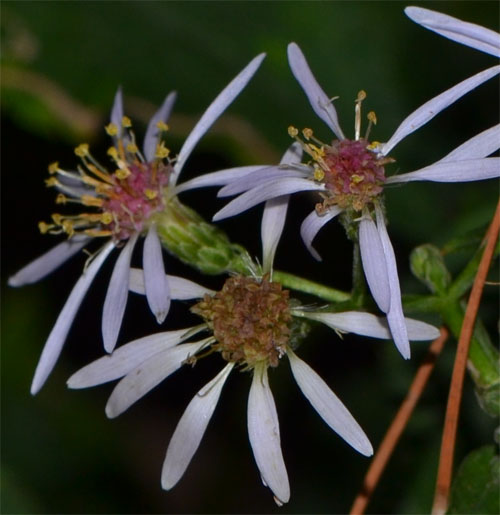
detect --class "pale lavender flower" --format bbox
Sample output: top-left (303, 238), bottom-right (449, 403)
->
top-left (67, 178), bottom-right (439, 504)
top-left (405, 6), bottom-right (500, 58)
top-left (9, 53), bottom-right (266, 394)
top-left (207, 42), bottom-right (500, 359)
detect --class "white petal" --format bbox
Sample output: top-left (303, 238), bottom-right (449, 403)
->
top-left (105, 339), bottom-right (210, 418)
top-left (30, 241), bottom-right (114, 395)
top-left (405, 7), bottom-right (500, 58)
top-left (102, 234), bottom-right (138, 353)
top-left (110, 87), bottom-right (124, 137)
top-left (359, 217), bottom-right (391, 313)
top-left (143, 91), bottom-right (177, 162)
top-left (288, 349), bottom-right (373, 456)
top-left (387, 158), bottom-right (500, 184)
top-left (248, 364), bottom-right (290, 504)
top-left (261, 196), bottom-right (289, 275)
top-left (161, 363), bottom-right (234, 490)
top-left (300, 207), bottom-right (342, 261)
top-left (171, 53), bottom-right (266, 187)
top-left (8, 235), bottom-right (90, 287)
top-left (172, 165), bottom-right (265, 196)
top-left (218, 166), bottom-right (309, 197)
top-left (261, 144), bottom-right (303, 273)
top-left (213, 178), bottom-right (324, 221)
top-left (217, 166), bottom-right (311, 197)
top-left (67, 327), bottom-right (202, 388)
top-left (129, 267), bottom-right (214, 299)
top-left (143, 225), bottom-right (170, 324)
top-left (381, 65), bottom-right (500, 155)
top-left (438, 124), bottom-right (500, 163)
top-left (297, 310), bottom-right (440, 341)
top-left (375, 207), bottom-right (410, 359)
top-left (287, 43), bottom-right (345, 140)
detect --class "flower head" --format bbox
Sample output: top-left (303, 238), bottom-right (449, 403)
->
top-left (9, 53), bottom-right (266, 394)
top-left (206, 42), bottom-right (500, 359)
top-left (67, 176), bottom-right (439, 504)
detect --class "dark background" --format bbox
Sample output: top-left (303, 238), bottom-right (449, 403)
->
top-left (2, 2), bottom-right (499, 513)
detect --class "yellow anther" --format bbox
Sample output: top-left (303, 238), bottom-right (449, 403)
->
top-left (38, 221), bottom-right (51, 234)
top-left (56, 194), bottom-right (68, 204)
top-left (101, 212), bottom-right (113, 225)
top-left (309, 144), bottom-right (325, 159)
top-left (288, 126), bottom-right (299, 138)
top-left (105, 123), bottom-right (118, 136)
top-left (114, 168), bottom-right (131, 180)
top-left (48, 162), bottom-right (59, 174)
top-left (367, 141), bottom-right (381, 150)
top-left (302, 128), bottom-right (313, 140)
top-left (356, 90), bottom-right (367, 102)
top-left (144, 189), bottom-right (158, 200)
top-left (45, 177), bottom-right (59, 187)
top-left (313, 168), bottom-right (325, 181)
top-left (75, 143), bottom-right (89, 157)
top-left (51, 213), bottom-right (64, 225)
top-left (156, 121), bottom-right (169, 132)
top-left (351, 174), bottom-right (364, 184)
top-left (121, 116), bottom-right (132, 128)
top-left (367, 111), bottom-right (377, 124)
top-left (81, 195), bottom-right (104, 207)
top-left (155, 141), bottom-right (170, 159)
top-left (126, 143), bottom-right (139, 153)
top-left (107, 146), bottom-right (119, 160)
top-left (62, 220), bottom-right (75, 236)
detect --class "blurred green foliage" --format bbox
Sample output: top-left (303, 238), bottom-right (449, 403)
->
top-left (2, 1), bottom-right (498, 513)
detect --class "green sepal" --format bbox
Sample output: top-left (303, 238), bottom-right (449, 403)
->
top-left (154, 196), bottom-right (251, 275)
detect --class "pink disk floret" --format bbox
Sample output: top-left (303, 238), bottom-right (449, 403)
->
top-left (322, 139), bottom-right (386, 210)
top-left (103, 162), bottom-right (170, 241)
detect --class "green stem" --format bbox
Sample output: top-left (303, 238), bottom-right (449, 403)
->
top-left (272, 270), bottom-right (350, 303)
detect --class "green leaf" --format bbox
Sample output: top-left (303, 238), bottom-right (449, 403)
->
top-left (410, 244), bottom-right (451, 296)
top-left (448, 446), bottom-right (500, 515)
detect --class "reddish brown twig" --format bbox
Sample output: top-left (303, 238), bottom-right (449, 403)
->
top-left (432, 199), bottom-right (500, 515)
top-left (350, 327), bottom-right (449, 515)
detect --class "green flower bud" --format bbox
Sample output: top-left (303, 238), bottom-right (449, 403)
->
top-left (410, 244), bottom-right (451, 296)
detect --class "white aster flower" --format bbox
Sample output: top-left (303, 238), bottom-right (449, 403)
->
top-left (207, 42), bottom-right (500, 360)
top-left (67, 179), bottom-right (439, 504)
top-left (405, 6), bottom-right (500, 58)
top-left (9, 53), bottom-right (266, 394)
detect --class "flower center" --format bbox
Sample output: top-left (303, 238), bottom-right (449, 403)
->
top-left (288, 90), bottom-right (394, 213)
top-left (40, 118), bottom-right (173, 242)
top-left (191, 275), bottom-right (292, 368)
top-left (319, 138), bottom-right (386, 212)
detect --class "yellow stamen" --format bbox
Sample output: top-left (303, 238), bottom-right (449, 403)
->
top-left (48, 162), bottom-right (59, 174)
top-left (302, 128), bottom-right (313, 140)
top-left (313, 167), bottom-right (325, 181)
top-left (75, 143), bottom-right (89, 157)
top-left (38, 221), bottom-right (51, 234)
top-left (105, 123), bottom-right (118, 136)
top-left (101, 212), bottom-right (113, 224)
top-left (81, 195), bottom-right (104, 207)
top-left (155, 141), bottom-right (170, 159)
top-left (56, 194), bottom-right (68, 204)
top-left (84, 229), bottom-right (113, 237)
top-left (288, 126), bottom-right (299, 138)
top-left (107, 146), bottom-right (119, 160)
top-left (351, 174), bottom-right (364, 184)
top-left (45, 177), bottom-right (59, 187)
top-left (126, 143), bottom-right (139, 154)
top-left (156, 121), bottom-right (169, 131)
top-left (115, 168), bottom-right (131, 180)
top-left (121, 116), bottom-right (132, 128)
top-left (144, 189), bottom-right (158, 200)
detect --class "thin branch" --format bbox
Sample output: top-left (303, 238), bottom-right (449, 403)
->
top-left (432, 199), bottom-right (500, 515)
top-left (350, 327), bottom-right (449, 515)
